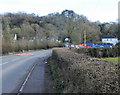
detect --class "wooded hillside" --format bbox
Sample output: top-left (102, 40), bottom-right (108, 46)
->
top-left (1, 10), bottom-right (119, 54)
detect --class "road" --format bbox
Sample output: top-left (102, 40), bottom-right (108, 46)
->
top-left (0, 49), bottom-right (52, 94)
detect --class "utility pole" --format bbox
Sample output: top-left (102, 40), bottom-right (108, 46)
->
top-left (83, 21), bottom-right (87, 47)
top-left (84, 30), bottom-right (86, 46)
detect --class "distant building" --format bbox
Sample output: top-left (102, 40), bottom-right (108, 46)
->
top-left (64, 38), bottom-right (71, 42)
top-left (102, 36), bottom-right (118, 45)
top-left (13, 34), bottom-right (17, 40)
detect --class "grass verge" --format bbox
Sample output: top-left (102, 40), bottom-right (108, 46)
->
top-left (47, 57), bottom-right (65, 93)
top-left (102, 57), bottom-right (120, 63)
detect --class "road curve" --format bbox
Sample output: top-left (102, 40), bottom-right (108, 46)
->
top-left (0, 49), bottom-right (52, 94)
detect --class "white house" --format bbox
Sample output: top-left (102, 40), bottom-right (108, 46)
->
top-left (102, 36), bottom-right (118, 45)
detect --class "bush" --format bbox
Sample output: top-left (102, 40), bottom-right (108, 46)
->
top-left (74, 47), bottom-right (119, 58)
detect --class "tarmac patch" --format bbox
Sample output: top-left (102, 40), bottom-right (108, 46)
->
top-left (16, 53), bottom-right (33, 56)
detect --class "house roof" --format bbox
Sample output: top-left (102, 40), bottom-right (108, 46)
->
top-left (102, 35), bottom-right (117, 38)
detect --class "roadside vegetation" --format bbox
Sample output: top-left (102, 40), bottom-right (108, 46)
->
top-left (72, 47), bottom-right (119, 58)
top-left (48, 48), bottom-right (119, 93)
top-left (2, 39), bottom-right (62, 54)
top-left (72, 47), bottom-right (120, 64)
top-left (48, 57), bottom-right (65, 93)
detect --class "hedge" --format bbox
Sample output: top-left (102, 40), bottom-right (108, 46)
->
top-left (73, 47), bottom-right (119, 58)
top-left (48, 48), bottom-right (119, 93)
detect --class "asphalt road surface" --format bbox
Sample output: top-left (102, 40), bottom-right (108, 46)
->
top-left (0, 49), bottom-right (52, 94)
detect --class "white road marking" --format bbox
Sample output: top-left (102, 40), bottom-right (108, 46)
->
top-left (0, 62), bottom-right (8, 65)
top-left (18, 60), bottom-right (38, 94)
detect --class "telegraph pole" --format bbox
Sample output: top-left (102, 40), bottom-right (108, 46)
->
top-left (84, 30), bottom-right (86, 46)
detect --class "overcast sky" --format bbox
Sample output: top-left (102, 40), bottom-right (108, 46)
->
top-left (0, 0), bottom-right (119, 23)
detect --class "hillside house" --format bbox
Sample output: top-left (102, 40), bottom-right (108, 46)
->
top-left (102, 36), bottom-right (118, 45)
